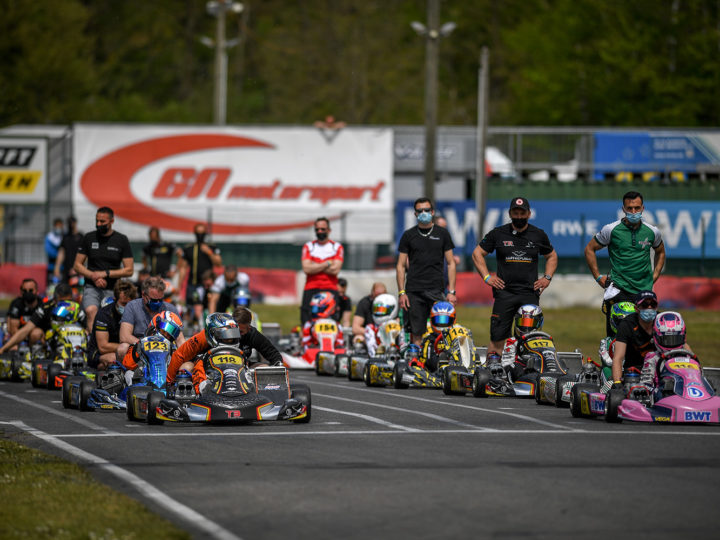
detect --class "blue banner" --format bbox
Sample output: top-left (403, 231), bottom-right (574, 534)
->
top-left (395, 200), bottom-right (720, 258)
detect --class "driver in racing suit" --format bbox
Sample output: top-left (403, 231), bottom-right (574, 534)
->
top-left (167, 309), bottom-right (282, 394)
top-left (639, 311), bottom-right (695, 395)
top-left (490, 304), bottom-right (544, 380)
top-left (416, 301), bottom-right (460, 373)
top-left (301, 292), bottom-right (344, 352)
top-left (361, 294), bottom-right (406, 357)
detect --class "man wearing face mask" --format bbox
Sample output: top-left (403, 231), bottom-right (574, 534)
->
top-left (397, 198), bottom-right (456, 347)
top-left (300, 217), bottom-right (344, 325)
top-left (472, 197), bottom-right (557, 357)
top-left (142, 226), bottom-right (177, 278)
top-left (87, 279), bottom-right (137, 370)
top-left (117, 276), bottom-right (185, 361)
top-left (74, 207), bottom-right (134, 333)
top-left (585, 191), bottom-right (665, 336)
top-left (6, 279), bottom-right (43, 345)
top-left (610, 290), bottom-right (661, 387)
top-left (178, 222), bottom-right (222, 305)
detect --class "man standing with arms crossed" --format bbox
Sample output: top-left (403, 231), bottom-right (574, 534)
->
top-left (396, 198), bottom-right (456, 347)
top-left (300, 217), bottom-right (344, 325)
top-left (584, 191), bottom-right (665, 336)
top-left (472, 197), bottom-right (557, 357)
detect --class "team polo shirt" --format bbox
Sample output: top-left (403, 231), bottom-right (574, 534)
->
top-left (77, 230), bottom-right (133, 290)
top-left (398, 225), bottom-right (454, 293)
top-left (478, 223), bottom-right (554, 296)
top-left (8, 296), bottom-right (41, 326)
top-left (182, 243), bottom-right (220, 285)
top-left (142, 241), bottom-right (176, 277)
top-left (88, 303), bottom-right (122, 358)
top-left (594, 219), bottom-right (662, 294)
top-left (302, 240), bottom-right (344, 291)
top-left (614, 312), bottom-right (655, 370)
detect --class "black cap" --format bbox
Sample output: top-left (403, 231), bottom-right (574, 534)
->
top-left (635, 290), bottom-right (658, 307)
top-left (510, 197), bottom-right (530, 211)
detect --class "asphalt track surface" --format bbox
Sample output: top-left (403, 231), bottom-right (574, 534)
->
top-left (2, 373), bottom-right (720, 540)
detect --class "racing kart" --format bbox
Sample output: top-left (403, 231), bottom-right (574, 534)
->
top-left (31, 323), bottom-right (93, 390)
top-left (570, 350), bottom-right (720, 424)
top-left (0, 342), bottom-right (33, 382)
top-left (472, 331), bottom-right (570, 398)
top-left (142, 345), bottom-right (311, 425)
top-left (365, 325), bottom-right (478, 391)
top-left (63, 335), bottom-right (171, 412)
top-left (347, 319), bottom-right (404, 382)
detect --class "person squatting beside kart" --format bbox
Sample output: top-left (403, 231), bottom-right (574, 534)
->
top-left (166, 309), bottom-right (283, 394)
top-left (596, 301), bottom-right (637, 392)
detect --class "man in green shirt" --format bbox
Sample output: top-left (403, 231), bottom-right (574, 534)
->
top-left (585, 191), bottom-right (665, 335)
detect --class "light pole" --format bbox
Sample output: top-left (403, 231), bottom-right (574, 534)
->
top-left (204, 1), bottom-right (243, 125)
top-left (411, 0), bottom-right (455, 201)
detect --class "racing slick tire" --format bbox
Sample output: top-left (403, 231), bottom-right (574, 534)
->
top-left (10, 357), bottom-right (23, 382)
top-left (62, 376), bottom-right (76, 409)
top-left (363, 363), bottom-right (376, 387)
top-left (534, 374), bottom-right (551, 405)
top-left (392, 362), bottom-right (409, 390)
top-left (555, 375), bottom-right (574, 408)
top-left (291, 384), bottom-right (312, 424)
top-left (605, 388), bottom-right (625, 424)
top-left (126, 386), bottom-right (145, 422)
top-left (46, 363), bottom-right (62, 390)
top-left (442, 366), bottom-right (466, 396)
top-left (79, 379), bottom-right (96, 412)
top-left (472, 368), bottom-right (490, 398)
top-left (570, 383), bottom-right (596, 418)
top-left (146, 391), bottom-right (165, 425)
top-left (30, 363), bottom-right (41, 388)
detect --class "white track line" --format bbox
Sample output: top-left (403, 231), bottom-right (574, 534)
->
top-left (308, 379), bottom-right (576, 430)
top-left (314, 392), bottom-right (493, 431)
top-left (314, 406), bottom-right (421, 432)
top-left (1, 420), bottom-right (242, 540)
top-left (0, 390), bottom-right (118, 434)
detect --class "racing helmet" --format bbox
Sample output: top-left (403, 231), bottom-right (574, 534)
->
top-left (372, 293), bottom-right (398, 326)
top-left (310, 291), bottom-right (336, 319)
top-left (50, 301), bottom-right (81, 329)
top-left (233, 287), bottom-right (252, 308)
top-left (100, 296), bottom-right (115, 309)
top-left (430, 301), bottom-right (456, 333)
top-left (147, 311), bottom-right (183, 342)
top-left (514, 304), bottom-right (543, 338)
top-left (609, 301), bottom-right (636, 337)
top-left (205, 312), bottom-right (241, 348)
top-left (653, 311), bottom-right (686, 352)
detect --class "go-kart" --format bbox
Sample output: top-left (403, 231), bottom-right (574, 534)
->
top-left (472, 331), bottom-right (570, 398)
top-left (0, 342), bottom-right (33, 382)
top-left (279, 319), bottom-right (348, 371)
top-left (31, 323), bottom-right (93, 390)
top-left (63, 335), bottom-right (171, 412)
top-left (347, 319), bottom-right (404, 382)
top-left (570, 350), bottom-right (720, 424)
top-left (144, 346), bottom-right (311, 424)
top-left (366, 325), bottom-right (479, 391)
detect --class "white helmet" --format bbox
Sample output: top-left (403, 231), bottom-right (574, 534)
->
top-left (372, 294), bottom-right (398, 325)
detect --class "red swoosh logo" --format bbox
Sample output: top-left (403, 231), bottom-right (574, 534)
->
top-left (80, 134), bottom-right (320, 233)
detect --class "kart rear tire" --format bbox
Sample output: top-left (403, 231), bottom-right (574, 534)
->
top-left (534, 375), bottom-right (549, 405)
top-left (30, 363), bottom-right (41, 388)
top-left (392, 362), bottom-right (409, 390)
top-left (126, 386), bottom-right (141, 422)
top-left (79, 379), bottom-right (96, 412)
top-left (555, 376), bottom-right (573, 408)
top-left (570, 383), bottom-right (597, 418)
top-left (62, 376), bottom-right (74, 409)
top-left (605, 388), bottom-right (624, 424)
top-left (472, 368), bottom-right (490, 398)
top-left (363, 363), bottom-right (373, 387)
top-left (10, 357), bottom-right (23, 382)
top-left (442, 366), bottom-right (465, 396)
top-left (291, 384), bottom-right (312, 424)
top-left (47, 363), bottom-right (62, 390)
top-left (146, 391), bottom-right (165, 425)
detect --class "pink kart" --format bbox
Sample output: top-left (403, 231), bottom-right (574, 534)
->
top-left (571, 350), bottom-right (720, 424)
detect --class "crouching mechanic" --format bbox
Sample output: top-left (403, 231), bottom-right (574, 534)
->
top-left (596, 301), bottom-right (636, 391)
top-left (87, 279), bottom-right (137, 370)
top-left (640, 311), bottom-right (694, 394)
top-left (166, 309), bottom-right (283, 394)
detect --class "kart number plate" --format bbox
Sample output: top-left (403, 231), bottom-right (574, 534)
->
top-left (446, 327), bottom-right (468, 340)
top-left (213, 354), bottom-right (244, 365)
top-left (385, 322), bottom-right (401, 333)
top-left (316, 322), bottom-right (337, 333)
top-left (526, 339), bottom-right (552, 348)
top-left (61, 330), bottom-right (85, 338)
top-left (667, 361), bottom-right (698, 370)
top-left (143, 341), bottom-right (169, 352)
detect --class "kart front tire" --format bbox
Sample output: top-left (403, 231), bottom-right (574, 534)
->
top-left (126, 386), bottom-right (140, 422)
top-left (555, 376), bottom-right (573, 408)
top-left (392, 362), bottom-right (409, 390)
top-left (291, 384), bottom-right (312, 424)
top-left (570, 383), bottom-right (596, 418)
top-left (605, 388), bottom-right (624, 424)
top-left (10, 357), bottom-right (23, 382)
top-left (62, 376), bottom-right (74, 409)
top-left (146, 391), bottom-right (164, 425)
top-left (472, 368), bottom-right (490, 398)
top-left (46, 363), bottom-right (62, 390)
top-left (79, 379), bottom-right (96, 412)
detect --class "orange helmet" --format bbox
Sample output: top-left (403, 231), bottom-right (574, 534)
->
top-left (310, 291), bottom-right (336, 319)
top-left (147, 310), bottom-right (183, 342)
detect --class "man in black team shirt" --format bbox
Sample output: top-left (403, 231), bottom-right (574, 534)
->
top-left (178, 222), bottom-right (222, 305)
top-left (472, 197), bottom-right (558, 356)
top-left (396, 197), bottom-right (457, 346)
top-left (142, 226), bottom-right (177, 278)
top-left (73, 207), bottom-right (134, 333)
top-left (6, 278), bottom-right (43, 346)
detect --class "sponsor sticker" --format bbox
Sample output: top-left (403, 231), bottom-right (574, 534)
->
top-left (668, 361), bottom-right (698, 370)
top-left (684, 410), bottom-right (711, 422)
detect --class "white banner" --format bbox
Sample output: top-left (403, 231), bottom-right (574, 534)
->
top-left (72, 124), bottom-right (394, 243)
top-left (0, 137), bottom-right (47, 203)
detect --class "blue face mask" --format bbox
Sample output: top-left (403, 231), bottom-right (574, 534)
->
top-left (639, 308), bottom-right (657, 322)
top-left (625, 211), bottom-right (642, 224)
top-left (146, 299), bottom-right (163, 312)
top-left (416, 211), bottom-right (433, 225)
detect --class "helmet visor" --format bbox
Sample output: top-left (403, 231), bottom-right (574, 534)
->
top-left (213, 326), bottom-right (241, 345)
top-left (431, 314), bottom-right (453, 327)
top-left (659, 333), bottom-right (685, 348)
top-left (517, 316), bottom-right (539, 329)
top-left (374, 305), bottom-right (391, 316)
top-left (156, 319), bottom-right (181, 341)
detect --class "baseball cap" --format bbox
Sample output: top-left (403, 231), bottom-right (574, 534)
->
top-left (510, 197), bottom-right (530, 211)
top-left (635, 290), bottom-right (658, 307)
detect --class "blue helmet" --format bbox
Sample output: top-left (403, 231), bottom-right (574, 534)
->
top-left (430, 301), bottom-right (456, 332)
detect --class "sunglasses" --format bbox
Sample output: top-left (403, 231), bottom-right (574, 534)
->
top-left (637, 301), bottom-right (658, 309)
top-left (315, 228), bottom-right (328, 232)
top-left (415, 207), bottom-right (432, 213)
top-left (21, 288), bottom-right (36, 293)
